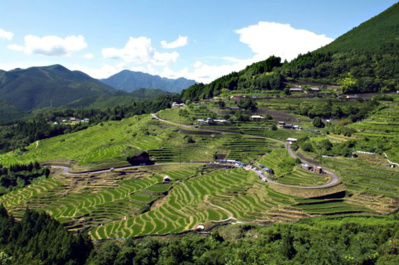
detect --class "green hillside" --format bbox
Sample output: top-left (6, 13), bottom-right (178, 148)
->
top-left (0, 65), bottom-right (114, 111)
top-left (282, 3), bottom-right (399, 93)
top-left (182, 2), bottom-right (399, 99)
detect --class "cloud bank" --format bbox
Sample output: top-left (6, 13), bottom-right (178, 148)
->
top-left (0, 29), bottom-right (13, 40)
top-left (102, 36), bottom-right (179, 65)
top-left (8, 35), bottom-right (87, 56)
top-left (236, 21), bottom-right (333, 61)
top-left (161, 36), bottom-right (188, 49)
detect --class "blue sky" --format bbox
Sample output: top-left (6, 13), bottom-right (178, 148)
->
top-left (0, 0), bottom-right (397, 83)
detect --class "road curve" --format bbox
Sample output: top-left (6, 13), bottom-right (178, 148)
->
top-left (151, 113), bottom-right (340, 189)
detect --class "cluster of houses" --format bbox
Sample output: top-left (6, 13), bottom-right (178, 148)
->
top-left (301, 163), bottom-right (323, 174)
top-left (289, 87), bottom-right (320, 93)
top-left (172, 102), bottom-right (186, 108)
top-left (278, 121), bottom-right (301, 130)
top-left (53, 117), bottom-right (90, 125)
top-left (197, 117), bottom-right (230, 125)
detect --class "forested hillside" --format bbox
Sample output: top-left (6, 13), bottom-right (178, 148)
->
top-left (0, 65), bottom-right (114, 111)
top-left (277, 2), bottom-right (399, 93)
top-left (101, 70), bottom-right (196, 93)
top-left (182, 3), bottom-right (399, 99)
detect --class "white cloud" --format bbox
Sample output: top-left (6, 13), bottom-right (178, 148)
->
top-left (0, 29), bottom-right (13, 40)
top-left (83, 53), bottom-right (94, 59)
top-left (71, 63), bottom-right (126, 79)
top-left (8, 34), bottom-right (87, 56)
top-left (161, 35), bottom-right (188, 49)
top-left (236, 21), bottom-right (333, 61)
top-left (102, 36), bottom-right (179, 65)
top-left (159, 22), bottom-right (334, 83)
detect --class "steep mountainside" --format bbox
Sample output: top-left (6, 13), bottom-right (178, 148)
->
top-left (0, 65), bottom-right (114, 110)
top-left (282, 2), bottom-right (399, 92)
top-left (101, 70), bottom-right (196, 93)
top-left (182, 2), bottom-right (399, 99)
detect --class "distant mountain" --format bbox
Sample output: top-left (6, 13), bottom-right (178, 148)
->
top-left (62, 88), bottom-right (171, 109)
top-left (0, 65), bottom-right (114, 111)
top-left (101, 70), bottom-right (196, 93)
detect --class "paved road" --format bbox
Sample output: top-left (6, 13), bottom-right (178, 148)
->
top-left (48, 162), bottom-right (207, 175)
top-left (151, 113), bottom-right (340, 189)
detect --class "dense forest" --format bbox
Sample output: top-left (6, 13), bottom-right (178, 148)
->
top-left (0, 206), bottom-right (398, 264)
top-left (181, 56), bottom-right (284, 101)
top-left (180, 3), bottom-right (399, 99)
top-left (0, 206), bottom-right (93, 265)
top-left (0, 162), bottom-right (49, 196)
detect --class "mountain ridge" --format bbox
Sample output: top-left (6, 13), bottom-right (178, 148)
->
top-left (101, 70), bottom-right (196, 93)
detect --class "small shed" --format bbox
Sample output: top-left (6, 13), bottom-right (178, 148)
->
top-left (313, 166), bottom-right (323, 174)
top-left (196, 225), bottom-right (205, 231)
top-left (163, 176), bottom-right (171, 182)
top-left (251, 115), bottom-right (264, 119)
top-left (287, 138), bottom-right (297, 144)
top-left (301, 164), bottom-right (312, 171)
top-left (290, 87), bottom-right (303, 93)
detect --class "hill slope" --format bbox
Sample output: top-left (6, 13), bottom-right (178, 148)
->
top-left (283, 2), bottom-right (399, 92)
top-left (0, 65), bottom-right (114, 110)
top-left (182, 2), bottom-right (399, 99)
top-left (101, 70), bottom-right (196, 93)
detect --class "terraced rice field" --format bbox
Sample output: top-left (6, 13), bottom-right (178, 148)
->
top-left (0, 115), bottom-right (164, 166)
top-left (275, 169), bottom-right (331, 186)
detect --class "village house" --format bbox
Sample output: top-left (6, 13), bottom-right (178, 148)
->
top-left (278, 121), bottom-right (285, 129)
top-left (163, 176), bottom-right (171, 182)
top-left (313, 166), bottom-right (323, 174)
top-left (284, 123), bottom-right (294, 129)
top-left (197, 118), bottom-right (229, 125)
top-left (278, 121), bottom-right (301, 130)
top-left (306, 87), bottom-right (320, 93)
top-left (301, 164), bottom-right (312, 171)
top-left (228, 106), bottom-right (241, 111)
top-left (289, 87), bottom-right (303, 93)
top-left (251, 115), bottom-right (264, 120)
top-left (346, 95), bottom-right (358, 100)
top-left (172, 102), bottom-right (186, 108)
top-left (230, 94), bottom-right (247, 103)
top-left (286, 138), bottom-right (297, 144)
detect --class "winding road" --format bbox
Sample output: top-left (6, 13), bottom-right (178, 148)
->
top-left (45, 114), bottom-right (340, 189)
top-left (151, 113), bottom-right (340, 189)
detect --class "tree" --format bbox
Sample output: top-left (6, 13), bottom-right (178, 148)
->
top-left (312, 117), bottom-right (325, 128)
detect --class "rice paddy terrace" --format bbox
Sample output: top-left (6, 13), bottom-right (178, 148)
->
top-left (1, 104), bottom-right (399, 240)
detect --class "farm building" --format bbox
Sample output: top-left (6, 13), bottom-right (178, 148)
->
top-left (301, 164), bottom-right (312, 171)
top-left (196, 225), bottom-right (205, 231)
top-left (284, 123), bottom-right (294, 129)
top-left (307, 87), bottom-right (320, 93)
top-left (172, 102), bottom-right (185, 108)
top-left (278, 121), bottom-right (300, 130)
top-left (313, 166), bottom-right (323, 174)
top-left (163, 176), bottom-right (171, 182)
top-left (214, 119), bottom-right (230, 124)
top-left (230, 95), bottom-right (248, 102)
top-left (346, 95), bottom-right (358, 100)
top-left (289, 87), bottom-right (303, 93)
top-left (287, 138), bottom-right (297, 144)
top-left (278, 121), bottom-right (285, 128)
top-left (228, 106), bottom-right (241, 111)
